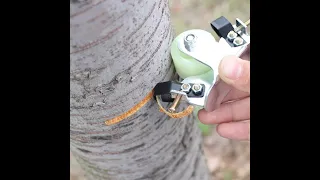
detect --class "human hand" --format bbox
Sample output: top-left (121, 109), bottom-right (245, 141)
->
top-left (198, 52), bottom-right (250, 141)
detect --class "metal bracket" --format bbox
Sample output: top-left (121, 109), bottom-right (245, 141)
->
top-left (235, 18), bottom-right (249, 35)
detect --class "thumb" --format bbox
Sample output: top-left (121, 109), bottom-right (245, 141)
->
top-left (218, 55), bottom-right (250, 93)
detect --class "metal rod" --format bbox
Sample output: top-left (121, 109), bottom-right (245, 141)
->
top-left (234, 19), bottom-right (250, 32)
top-left (168, 94), bottom-right (182, 113)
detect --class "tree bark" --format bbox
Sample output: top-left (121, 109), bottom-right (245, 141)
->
top-left (70, 0), bottom-right (210, 180)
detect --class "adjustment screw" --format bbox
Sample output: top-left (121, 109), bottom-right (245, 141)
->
top-left (227, 31), bottom-right (237, 41)
top-left (233, 37), bottom-right (244, 46)
top-left (181, 83), bottom-right (191, 93)
top-left (191, 84), bottom-right (203, 95)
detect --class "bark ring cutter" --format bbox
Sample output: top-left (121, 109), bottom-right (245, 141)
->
top-left (154, 16), bottom-right (250, 113)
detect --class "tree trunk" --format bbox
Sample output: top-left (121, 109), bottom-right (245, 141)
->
top-left (70, 0), bottom-right (210, 180)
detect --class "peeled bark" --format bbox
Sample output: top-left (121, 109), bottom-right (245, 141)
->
top-left (70, 0), bottom-right (210, 179)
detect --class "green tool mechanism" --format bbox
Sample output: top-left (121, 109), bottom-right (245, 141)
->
top-left (154, 16), bottom-right (250, 128)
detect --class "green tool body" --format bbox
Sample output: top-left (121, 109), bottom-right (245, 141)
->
top-left (170, 31), bottom-right (215, 134)
top-left (171, 30), bottom-right (214, 81)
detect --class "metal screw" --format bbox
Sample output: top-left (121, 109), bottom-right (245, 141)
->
top-left (227, 31), bottom-right (237, 40)
top-left (233, 37), bottom-right (244, 46)
top-left (191, 84), bottom-right (203, 95)
top-left (184, 33), bottom-right (197, 51)
top-left (168, 94), bottom-right (182, 113)
top-left (181, 83), bottom-right (191, 93)
top-left (234, 19), bottom-right (250, 33)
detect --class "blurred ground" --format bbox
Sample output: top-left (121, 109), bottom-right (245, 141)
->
top-left (71, 0), bottom-right (250, 179)
top-left (202, 129), bottom-right (250, 180)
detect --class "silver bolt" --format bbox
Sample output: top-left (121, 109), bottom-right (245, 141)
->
top-left (233, 37), bottom-right (244, 46)
top-left (181, 83), bottom-right (191, 93)
top-left (191, 84), bottom-right (203, 95)
top-left (186, 34), bottom-right (195, 41)
top-left (168, 94), bottom-right (182, 113)
top-left (227, 31), bottom-right (238, 40)
top-left (184, 33), bottom-right (197, 51)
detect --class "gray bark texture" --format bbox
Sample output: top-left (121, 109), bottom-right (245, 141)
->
top-left (70, 0), bottom-right (210, 180)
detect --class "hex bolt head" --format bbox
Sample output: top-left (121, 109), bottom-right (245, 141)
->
top-left (191, 84), bottom-right (203, 95)
top-left (186, 34), bottom-right (196, 41)
top-left (184, 33), bottom-right (197, 51)
top-left (227, 31), bottom-right (238, 41)
top-left (181, 83), bottom-right (191, 93)
top-left (233, 37), bottom-right (244, 46)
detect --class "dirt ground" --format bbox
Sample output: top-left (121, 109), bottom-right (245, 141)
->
top-left (70, 0), bottom-right (250, 180)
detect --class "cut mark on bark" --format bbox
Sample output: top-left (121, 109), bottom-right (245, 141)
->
top-left (70, 0), bottom-right (107, 18)
top-left (77, 148), bottom-right (92, 153)
top-left (145, 134), bottom-right (166, 149)
top-left (81, 52), bottom-right (140, 96)
top-left (104, 90), bottom-right (154, 126)
top-left (158, 0), bottom-right (163, 9)
top-left (135, 156), bottom-right (149, 162)
top-left (126, 2), bottom-right (156, 40)
top-left (80, 143), bottom-right (145, 155)
top-left (87, 12), bottom-right (106, 23)
top-left (144, 3), bottom-right (166, 45)
top-left (91, 131), bottom-right (130, 141)
top-left (155, 115), bottom-right (168, 129)
top-left (140, 124), bottom-right (148, 130)
top-left (191, 152), bottom-right (201, 177)
top-left (114, 121), bottom-right (134, 129)
top-left (181, 125), bottom-right (189, 150)
top-left (174, 152), bottom-right (187, 169)
top-left (122, 143), bottom-right (145, 153)
top-left (136, 155), bottom-right (176, 180)
top-left (102, 10), bottom-right (128, 30)
top-left (70, 24), bottom-right (123, 54)
top-left (137, 26), bottom-right (171, 75)
top-left (71, 0), bottom-right (81, 4)
top-left (70, 138), bottom-right (89, 144)
top-left (70, 130), bottom-right (86, 135)
top-left (154, 144), bottom-right (167, 154)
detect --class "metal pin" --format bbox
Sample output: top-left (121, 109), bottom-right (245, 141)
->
top-left (234, 19), bottom-right (250, 33)
top-left (168, 94), bottom-right (182, 113)
top-left (184, 33), bottom-right (197, 52)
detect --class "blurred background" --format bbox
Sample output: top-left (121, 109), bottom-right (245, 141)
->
top-left (70, 0), bottom-right (250, 180)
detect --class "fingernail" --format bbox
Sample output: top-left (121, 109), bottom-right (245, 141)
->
top-left (221, 58), bottom-right (242, 80)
